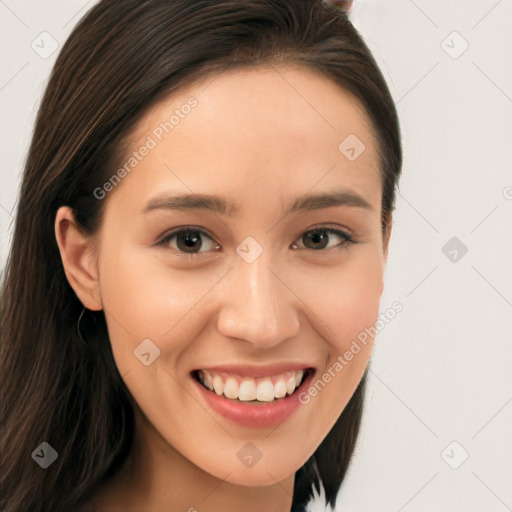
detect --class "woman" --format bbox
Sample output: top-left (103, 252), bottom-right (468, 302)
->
top-left (0, 1), bottom-right (402, 511)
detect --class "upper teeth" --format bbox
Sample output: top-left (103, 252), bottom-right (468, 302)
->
top-left (197, 369), bottom-right (305, 402)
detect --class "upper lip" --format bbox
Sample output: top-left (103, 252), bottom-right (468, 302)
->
top-left (193, 363), bottom-right (315, 379)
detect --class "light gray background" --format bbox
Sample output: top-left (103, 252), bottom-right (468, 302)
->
top-left (1, 1), bottom-right (511, 511)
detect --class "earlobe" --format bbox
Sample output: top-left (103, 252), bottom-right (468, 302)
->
top-left (54, 206), bottom-right (103, 311)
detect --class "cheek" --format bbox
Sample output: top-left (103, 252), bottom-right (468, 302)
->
top-left (301, 249), bottom-right (383, 407)
top-left (96, 246), bottom-right (172, 361)
top-left (336, 265), bottom-right (383, 347)
top-left (308, 248), bottom-right (384, 351)
top-left (97, 244), bottom-right (225, 367)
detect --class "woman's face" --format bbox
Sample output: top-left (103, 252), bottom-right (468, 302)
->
top-left (83, 65), bottom-right (390, 486)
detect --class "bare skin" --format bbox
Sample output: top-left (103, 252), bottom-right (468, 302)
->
top-left (55, 64), bottom-right (392, 512)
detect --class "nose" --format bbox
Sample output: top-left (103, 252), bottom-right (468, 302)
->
top-left (216, 249), bottom-right (301, 349)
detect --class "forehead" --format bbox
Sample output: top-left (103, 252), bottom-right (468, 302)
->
top-left (114, 64), bottom-right (381, 212)
top-left (132, 63), bottom-right (376, 146)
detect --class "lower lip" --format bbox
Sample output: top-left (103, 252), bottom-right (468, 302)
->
top-left (193, 370), bottom-right (315, 428)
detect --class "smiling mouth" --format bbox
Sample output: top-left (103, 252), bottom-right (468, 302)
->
top-left (191, 368), bottom-right (314, 404)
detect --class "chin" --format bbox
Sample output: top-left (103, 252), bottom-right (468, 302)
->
top-left (215, 464), bottom-right (297, 487)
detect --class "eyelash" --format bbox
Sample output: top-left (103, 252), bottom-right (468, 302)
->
top-left (156, 225), bottom-right (355, 259)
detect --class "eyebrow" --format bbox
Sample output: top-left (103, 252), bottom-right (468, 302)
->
top-left (142, 188), bottom-right (373, 217)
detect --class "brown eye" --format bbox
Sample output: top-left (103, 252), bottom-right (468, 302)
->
top-left (292, 228), bottom-right (354, 251)
top-left (303, 229), bottom-right (331, 250)
top-left (157, 227), bottom-right (220, 257)
top-left (175, 230), bottom-right (203, 252)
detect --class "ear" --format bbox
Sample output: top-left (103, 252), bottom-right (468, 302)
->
top-left (382, 213), bottom-right (393, 263)
top-left (54, 206), bottom-right (103, 311)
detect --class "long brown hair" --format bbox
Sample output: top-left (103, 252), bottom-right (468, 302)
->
top-left (0, 1), bottom-right (402, 511)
